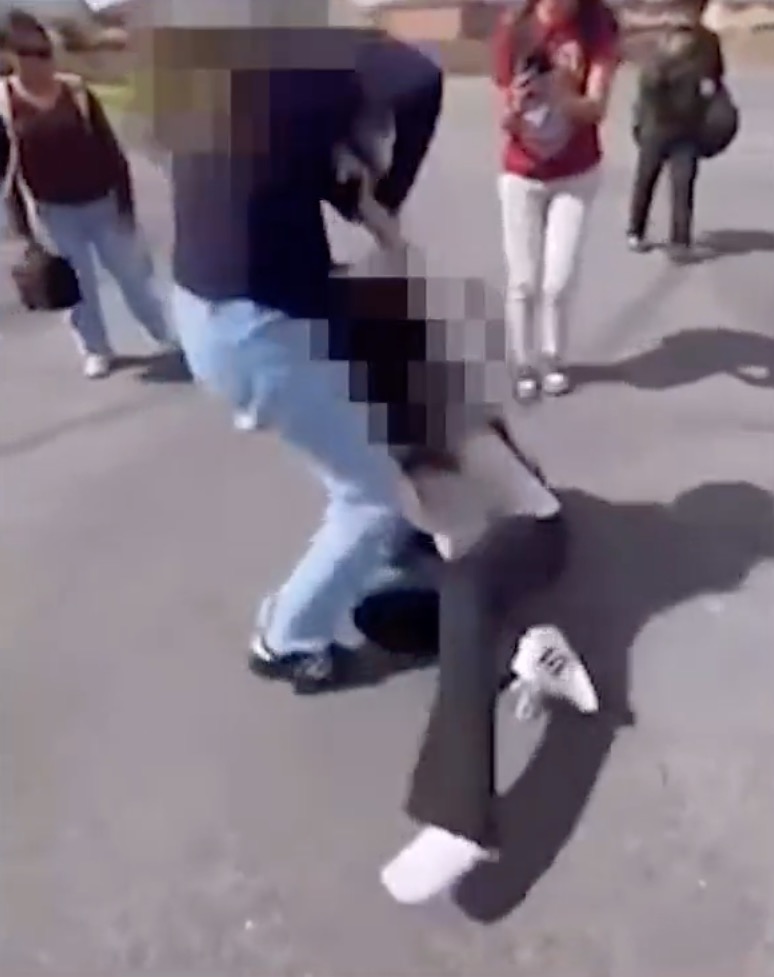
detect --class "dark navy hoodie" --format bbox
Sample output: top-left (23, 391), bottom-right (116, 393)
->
top-left (171, 31), bottom-right (443, 319)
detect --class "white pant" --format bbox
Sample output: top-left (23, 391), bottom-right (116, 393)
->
top-left (498, 166), bottom-right (600, 367)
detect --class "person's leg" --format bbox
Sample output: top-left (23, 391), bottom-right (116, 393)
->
top-left (382, 515), bottom-right (568, 903)
top-left (171, 285), bottom-right (405, 692)
top-left (90, 196), bottom-right (171, 346)
top-left (537, 166), bottom-right (601, 395)
top-left (36, 200), bottom-right (112, 372)
top-left (667, 144), bottom-right (699, 251)
top-left (497, 172), bottom-right (547, 399)
top-left (627, 137), bottom-right (666, 246)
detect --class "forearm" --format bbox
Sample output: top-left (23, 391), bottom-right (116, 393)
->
top-left (558, 89), bottom-right (607, 125)
top-left (373, 71), bottom-right (443, 213)
top-left (87, 92), bottom-right (135, 214)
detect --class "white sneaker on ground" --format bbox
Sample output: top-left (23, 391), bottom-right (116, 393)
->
top-left (627, 234), bottom-right (649, 253)
top-left (82, 353), bottom-right (112, 379)
top-left (509, 624), bottom-right (598, 716)
top-left (540, 362), bottom-right (571, 397)
top-left (512, 367), bottom-right (539, 402)
top-left (232, 408), bottom-right (263, 432)
top-left (381, 825), bottom-right (491, 905)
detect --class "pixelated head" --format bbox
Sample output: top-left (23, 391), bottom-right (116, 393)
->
top-left (130, 0), bottom-right (369, 151)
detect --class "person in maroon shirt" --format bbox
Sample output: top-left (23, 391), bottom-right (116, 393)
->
top-left (0, 9), bottom-right (171, 378)
top-left (492, 0), bottom-right (619, 399)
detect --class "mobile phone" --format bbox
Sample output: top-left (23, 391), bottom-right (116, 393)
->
top-left (522, 49), bottom-right (552, 76)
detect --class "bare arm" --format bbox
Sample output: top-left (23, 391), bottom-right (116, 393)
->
top-left (86, 90), bottom-right (135, 218)
top-left (554, 55), bottom-right (619, 125)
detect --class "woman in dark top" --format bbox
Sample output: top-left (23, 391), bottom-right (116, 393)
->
top-left (0, 9), bottom-right (171, 377)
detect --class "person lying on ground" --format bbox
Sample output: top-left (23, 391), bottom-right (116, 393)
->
top-left (333, 251), bottom-right (598, 902)
top-left (353, 418), bottom-right (599, 904)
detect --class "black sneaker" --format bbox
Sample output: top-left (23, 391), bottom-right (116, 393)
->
top-left (667, 242), bottom-right (695, 264)
top-left (291, 646), bottom-right (351, 696)
top-left (248, 634), bottom-right (308, 681)
top-left (249, 634), bottom-right (351, 695)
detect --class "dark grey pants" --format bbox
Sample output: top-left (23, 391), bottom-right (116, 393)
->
top-left (359, 513), bottom-right (568, 848)
top-left (628, 136), bottom-right (699, 246)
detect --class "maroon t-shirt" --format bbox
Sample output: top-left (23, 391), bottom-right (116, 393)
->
top-left (9, 81), bottom-right (121, 205)
top-left (492, 8), bottom-right (619, 181)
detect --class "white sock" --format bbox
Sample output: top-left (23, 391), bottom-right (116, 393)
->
top-left (380, 826), bottom-right (489, 905)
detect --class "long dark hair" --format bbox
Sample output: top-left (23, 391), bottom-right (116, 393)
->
top-left (507, 0), bottom-right (618, 54)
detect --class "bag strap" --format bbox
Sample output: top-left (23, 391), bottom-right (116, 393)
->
top-left (0, 79), bottom-right (20, 203)
top-left (0, 79), bottom-right (52, 246)
top-left (57, 73), bottom-right (91, 125)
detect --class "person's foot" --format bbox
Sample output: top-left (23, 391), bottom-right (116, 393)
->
top-left (667, 242), bottom-right (694, 264)
top-left (509, 624), bottom-right (599, 718)
top-left (82, 353), bottom-right (112, 379)
top-left (249, 634), bottom-right (352, 695)
top-left (512, 366), bottom-right (539, 402)
top-left (232, 408), bottom-right (265, 432)
top-left (381, 825), bottom-right (492, 905)
top-left (627, 233), bottom-right (649, 253)
top-left (540, 358), bottom-right (571, 397)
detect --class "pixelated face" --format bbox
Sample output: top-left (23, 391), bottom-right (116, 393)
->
top-left (130, 0), bottom-right (368, 152)
top-left (334, 265), bottom-right (509, 451)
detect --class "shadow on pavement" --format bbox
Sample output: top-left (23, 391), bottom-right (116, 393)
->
top-left (135, 349), bottom-right (193, 383)
top-left (455, 481), bottom-right (774, 923)
top-left (573, 327), bottom-right (774, 392)
top-left (699, 228), bottom-right (774, 259)
top-left (109, 351), bottom-right (192, 383)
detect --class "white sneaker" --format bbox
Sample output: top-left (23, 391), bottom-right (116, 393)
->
top-left (82, 353), bottom-right (112, 379)
top-left (541, 363), bottom-right (571, 397)
top-left (509, 625), bottom-right (598, 716)
top-left (381, 826), bottom-right (491, 905)
top-left (627, 234), bottom-right (649, 253)
top-left (513, 368), bottom-right (539, 402)
top-left (232, 408), bottom-right (261, 432)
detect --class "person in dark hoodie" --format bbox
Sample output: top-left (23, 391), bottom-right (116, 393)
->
top-left (135, 1), bottom-right (442, 694)
top-left (627, 4), bottom-right (725, 260)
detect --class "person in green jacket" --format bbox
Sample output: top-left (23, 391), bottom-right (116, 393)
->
top-left (627, 6), bottom-right (724, 260)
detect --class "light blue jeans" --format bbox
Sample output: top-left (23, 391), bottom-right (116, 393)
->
top-left (37, 195), bottom-right (170, 356)
top-left (171, 285), bottom-right (407, 654)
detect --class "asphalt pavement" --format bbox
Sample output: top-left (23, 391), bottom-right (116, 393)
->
top-left (2, 69), bottom-right (774, 977)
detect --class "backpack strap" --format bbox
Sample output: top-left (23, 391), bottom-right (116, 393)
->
top-left (56, 73), bottom-right (91, 125)
top-left (0, 79), bottom-right (19, 202)
top-left (0, 78), bottom-right (50, 244)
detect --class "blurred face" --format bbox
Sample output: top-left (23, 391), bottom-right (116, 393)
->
top-left (11, 29), bottom-right (55, 87)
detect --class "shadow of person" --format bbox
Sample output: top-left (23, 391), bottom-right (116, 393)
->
top-left (700, 228), bottom-right (774, 258)
top-left (136, 349), bottom-right (193, 384)
top-left (573, 327), bottom-right (774, 392)
top-left (455, 481), bottom-right (774, 923)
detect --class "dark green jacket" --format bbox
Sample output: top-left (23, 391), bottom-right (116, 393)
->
top-left (634, 26), bottom-right (725, 142)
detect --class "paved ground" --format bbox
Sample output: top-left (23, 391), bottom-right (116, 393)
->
top-left (2, 69), bottom-right (774, 977)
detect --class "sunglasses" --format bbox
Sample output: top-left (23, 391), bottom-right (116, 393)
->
top-left (14, 46), bottom-right (53, 59)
